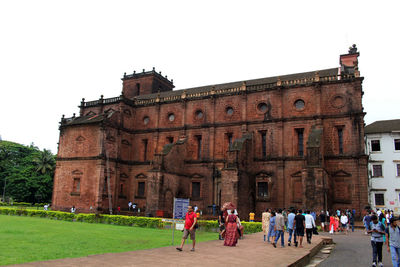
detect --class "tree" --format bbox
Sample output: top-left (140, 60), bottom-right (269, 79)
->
top-left (0, 141), bottom-right (55, 203)
top-left (33, 149), bottom-right (55, 175)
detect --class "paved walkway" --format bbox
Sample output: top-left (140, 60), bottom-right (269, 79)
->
top-left (318, 229), bottom-right (391, 267)
top-left (12, 233), bottom-right (328, 267)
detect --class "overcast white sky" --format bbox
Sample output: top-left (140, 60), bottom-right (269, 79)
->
top-left (1, 0), bottom-right (399, 153)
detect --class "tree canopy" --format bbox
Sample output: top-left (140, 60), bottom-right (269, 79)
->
top-left (0, 141), bottom-right (55, 203)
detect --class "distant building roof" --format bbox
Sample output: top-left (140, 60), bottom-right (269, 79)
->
top-left (365, 119), bottom-right (400, 134)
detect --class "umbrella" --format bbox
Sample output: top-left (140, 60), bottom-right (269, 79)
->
top-left (222, 202), bottom-right (236, 211)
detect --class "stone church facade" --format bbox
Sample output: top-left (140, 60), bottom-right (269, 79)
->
top-left (52, 46), bottom-right (369, 218)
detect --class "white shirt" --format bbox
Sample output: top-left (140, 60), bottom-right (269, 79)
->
top-left (340, 215), bottom-right (348, 224)
top-left (305, 214), bottom-right (315, 229)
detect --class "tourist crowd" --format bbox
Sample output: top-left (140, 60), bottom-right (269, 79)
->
top-left (176, 205), bottom-right (399, 267)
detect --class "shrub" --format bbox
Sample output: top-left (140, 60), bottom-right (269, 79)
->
top-left (197, 220), bottom-right (219, 231)
top-left (0, 207), bottom-right (262, 234)
top-left (241, 221), bottom-right (262, 234)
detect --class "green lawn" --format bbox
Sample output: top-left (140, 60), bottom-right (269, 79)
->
top-left (0, 215), bottom-right (217, 265)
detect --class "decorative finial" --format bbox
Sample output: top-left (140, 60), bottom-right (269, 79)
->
top-left (348, 44), bottom-right (358, 54)
top-left (123, 72), bottom-right (126, 77)
top-left (62, 114), bottom-right (65, 119)
top-left (73, 113), bottom-right (76, 118)
top-left (165, 75), bottom-right (167, 78)
top-left (159, 71), bottom-right (162, 75)
top-left (314, 71), bottom-right (320, 82)
top-left (100, 95), bottom-right (104, 99)
top-left (171, 79), bottom-right (174, 84)
top-left (277, 77), bottom-right (282, 86)
top-left (142, 69), bottom-right (145, 73)
top-left (152, 67), bottom-right (155, 71)
top-left (133, 70), bottom-right (136, 74)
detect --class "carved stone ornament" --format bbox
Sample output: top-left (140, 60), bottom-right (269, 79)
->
top-left (75, 136), bottom-right (85, 142)
top-left (330, 94), bottom-right (346, 109)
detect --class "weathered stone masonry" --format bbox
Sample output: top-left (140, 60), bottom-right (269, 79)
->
top-left (52, 46), bottom-right (369, 218)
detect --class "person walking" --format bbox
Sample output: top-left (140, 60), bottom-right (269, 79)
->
top-left (386, 216), bottom-right (400, 267)
top-left (305, 210), bottom-right (316, 244)
top-left (282, 208), bottom-right (288, 231)
top-left (287, 208), bottom-right (297, 246)
top-left (329, 214), bottom-right (337, 234)
top-left (319, 211), bottom-right (326, 232)
top-left (365, 211), bottom-right (372, 234)
top-left (349, 212), bottom-right (355, 232)
top-left (224, 209), bottom-right (240, 246)
top-left (368, 214), bottom-right (386, 267)
top-left (176, 205), bottom-right (197, 252)
top-left (128, 201), bottom-right (132, 211)
top-left (267, 211), bottom-right (276, 243)
top-left (341, 212), bottom-right (349, 235)
top-left (218, 207), bottom-right (226, 240)
top-left (262, 208), bottom-right (271, 242)
top-left (294, 209), bottom-right (306, 248)
top-left (273, 209), bottom-right (285, 248)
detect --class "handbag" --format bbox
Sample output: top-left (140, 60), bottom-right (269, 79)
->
top-left (312, 226), bottom-right (319, 235)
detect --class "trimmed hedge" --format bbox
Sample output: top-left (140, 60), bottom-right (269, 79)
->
top-left (0, 207), bottom-right (262, 233)
top-left (196, 220), bottom-right (262, 234)
top-left (0, 202), bottom-right (48, 207)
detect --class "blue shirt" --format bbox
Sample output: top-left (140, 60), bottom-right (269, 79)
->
top-left (386, 225), bottom-right (400, 248)
top-left (270, 216), bottom-right (276, 227)
top-left (370, 221), bottom-right (385, 242)
top-left (287, 213), bottom-right (295, 229)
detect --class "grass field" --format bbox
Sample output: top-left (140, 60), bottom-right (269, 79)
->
top-left (0, 215), bottom-right (217, 265)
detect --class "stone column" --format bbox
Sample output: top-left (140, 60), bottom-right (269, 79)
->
top-left (145, 171), bottom-right (163, 216)
top-left (221, 169), bottom-right (239, 208)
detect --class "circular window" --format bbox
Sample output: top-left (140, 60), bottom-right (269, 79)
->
top-left (143, 116), bottom-right (149, 125)
top-left (195, 110), bottom-right (203, 119)
top-left (294, 99), bottom-right (305, 110)
top-left (226, 107), bottom-right (234, 116)
top-left (257, 103), bottom-right (268, 113)
top-left (168, 113), bottom-right (175, 122)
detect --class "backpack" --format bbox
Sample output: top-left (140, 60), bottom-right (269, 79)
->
top-left (369, 221), bottom-right (385, 232)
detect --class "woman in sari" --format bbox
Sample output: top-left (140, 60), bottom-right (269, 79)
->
top-left (329, 214), bottom-right (337, 234)
top-left (335, 214), bottom-right (340, 232)
top-left (224, 209), bottom-right (240, 246)
top-left (262, 208), bottom-right (271, 242)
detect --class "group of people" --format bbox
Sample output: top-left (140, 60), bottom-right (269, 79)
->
top-left (127, 201), bottom-right (137, 212)
top-left (175, 204), bottom-right (399, 267)
top-left (262, 208), bottom-right (317, 248)
top-left (322, 209), bottom-right (355, 235)
top-left (362, 209), bottom-right (399, 267)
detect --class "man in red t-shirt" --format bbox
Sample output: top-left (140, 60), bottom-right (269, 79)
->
top-left (176, 205), bottom-right (197, 252)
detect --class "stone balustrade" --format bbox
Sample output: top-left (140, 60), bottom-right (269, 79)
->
top-left (78, 73), bottom-right (356, 109)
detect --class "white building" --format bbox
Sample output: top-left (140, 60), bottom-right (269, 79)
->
top-left (365, 119), bottom-right (400, 213)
